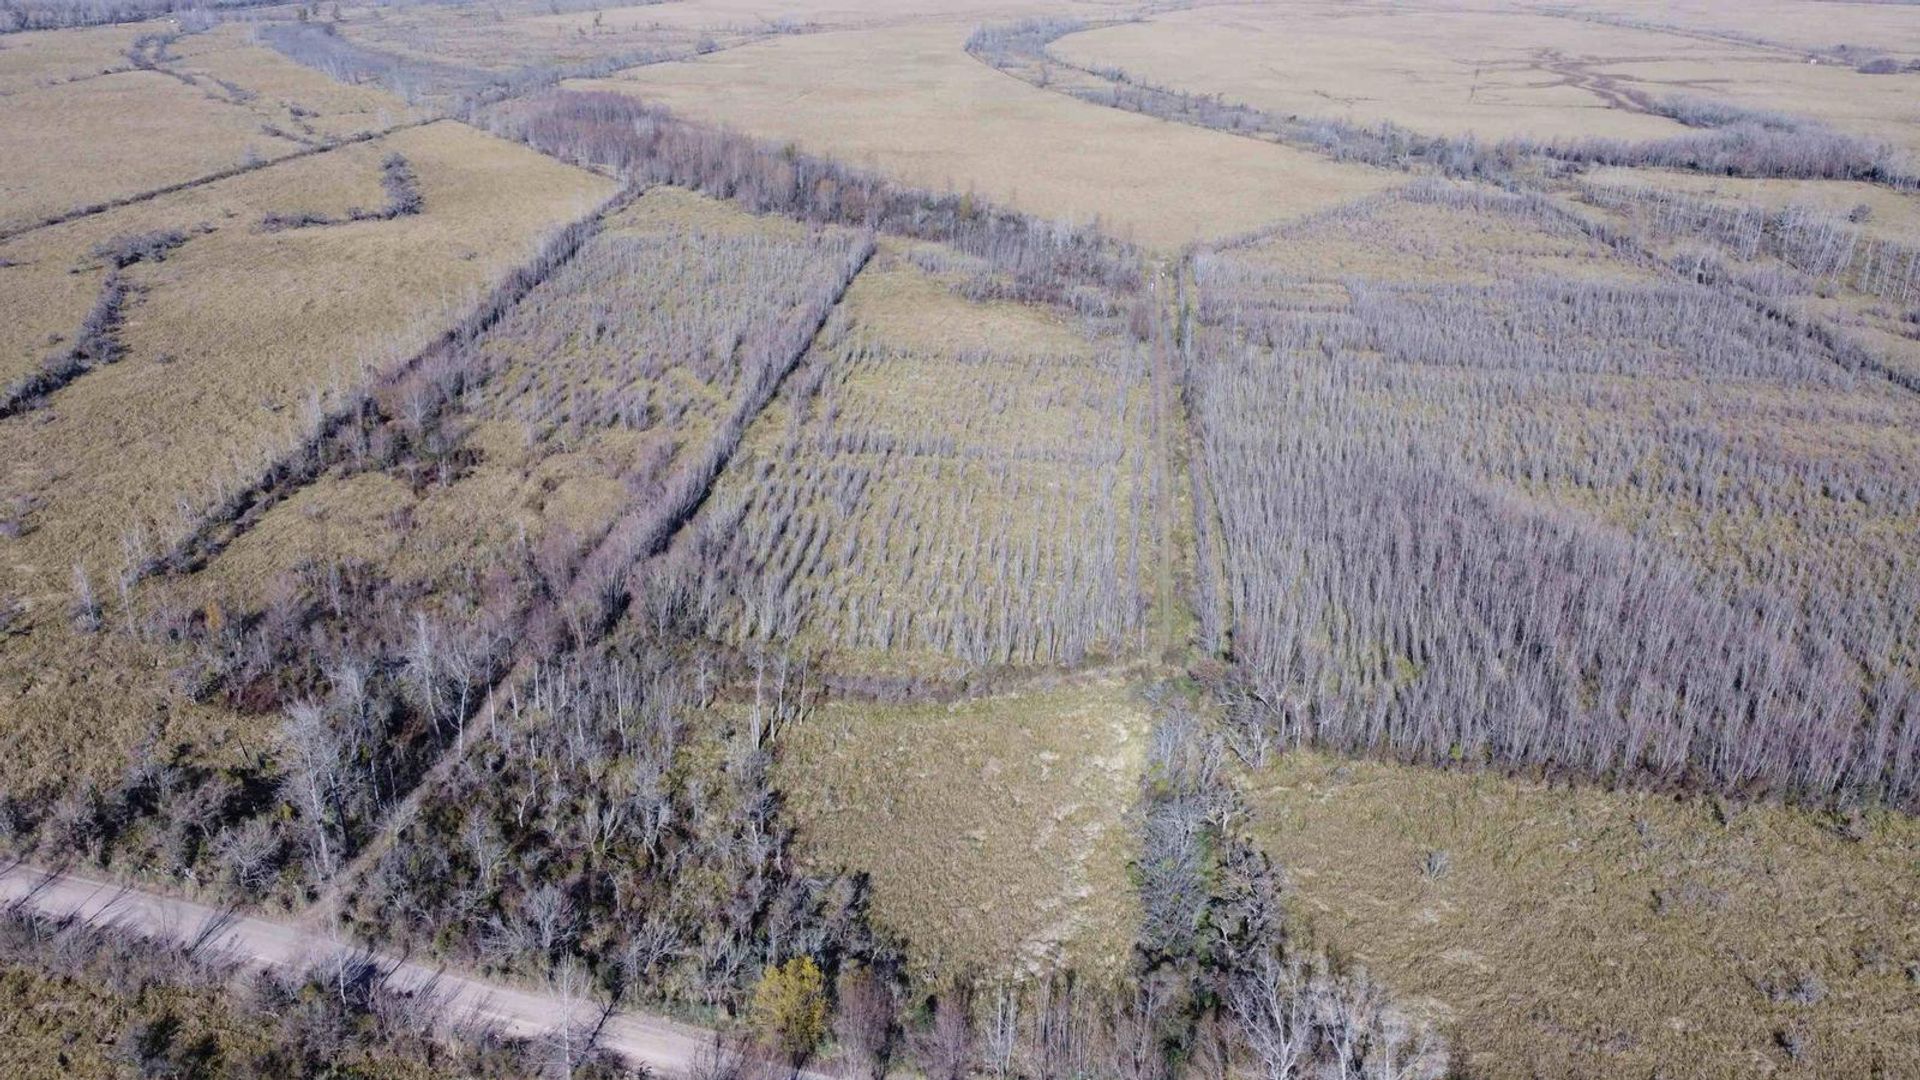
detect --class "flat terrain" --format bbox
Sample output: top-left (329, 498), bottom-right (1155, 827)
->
top-left (3, 1), bottom-right (1920, 1076)
top-left (778, 679), bottom-right (1147, 978)
top-left (1251, 752), bottom-right (1920, 1080)
top-left (573, 20), bottom-right (1395, 249)
top-left (1051, 1), bottom-right (1920, 156)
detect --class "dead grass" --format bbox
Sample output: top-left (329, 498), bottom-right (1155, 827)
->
top-left (1052, 4), bottom-right (1697, 144)
top-left (0, 69), bottom-right (307, 233)
top-left (777, 677), bottom-right (1147, 979)
top-left (1248, 750), bottom-right (1920, 1080)
top-left (0, 20), bottom-right (430, 234)
top-left (0, 20), bottom-right (162, 94)
top-left (1052, 1), bottom-right (1920, 160)
top-left (570, 19), bottom-right (1394, 249)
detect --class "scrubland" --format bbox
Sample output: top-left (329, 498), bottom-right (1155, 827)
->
top-left (3, 1), bottom-right (1920, 1078)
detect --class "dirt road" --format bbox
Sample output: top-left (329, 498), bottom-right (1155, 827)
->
top-left (0, 863), bottom-right (820, 1078)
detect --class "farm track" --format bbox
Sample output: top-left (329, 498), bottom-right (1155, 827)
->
top-left (0, 862), bottom-right (833, 1079)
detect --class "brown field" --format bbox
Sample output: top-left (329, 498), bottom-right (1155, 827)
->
top-left (1051, 1), bottom-right (1920, 157)
top-left (1051, 4), bottom-right (1695, 144)
top-left (0, 68), bottom-right (307, 232)
top-left (571, 19), bottom-right (1396, 249)
top-left (778, 678), bottom-right (1147, 979)
top-left (0, 20), bottom-right (428, 234)
top-left (1543, 0), bottom-right (1920, 59)
top-left (0, 19), bottom-right (162, 92)
top-left (1250, 750), bottom-right (1920, 1080)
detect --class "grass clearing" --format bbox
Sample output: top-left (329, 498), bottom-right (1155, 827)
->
top-left (1249, 750), bottom-right (1920, 1080)
top-left (1051, 1), bottom-right (1920, 159)
top-left (778, 678), bottom-right (1147, 979)
top-left (0, 68), bottom-right (306, 233)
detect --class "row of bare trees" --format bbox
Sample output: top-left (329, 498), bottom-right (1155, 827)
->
top-left (261, 151), bottom-right (424, 230)
top-left (1578, 182), bottom-right (1920, 307)
top-left (966, 18), bottom-right (1511, 180)
top-left (0, 229), bottom-right (191, 420)
top-left (0, 0), bottom-right (270, 32)
top-left (481, 90), bottom-right (1144, 310)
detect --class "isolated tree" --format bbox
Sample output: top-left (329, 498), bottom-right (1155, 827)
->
top-left (751, 957), bottom-right (829, 1066)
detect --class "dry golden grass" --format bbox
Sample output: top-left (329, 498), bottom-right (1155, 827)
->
top-left (1055, 1), bottom-right (1920, 158)
top-left (778, 678), bottom-right (1146, 979)
top-left (1053, 4), bottom-right (1697, 144)
top-left (0, 121), bottom-right (613, 590)
top-left (1545, 0), bottom-right (1920, 59)
top-left (1249, 750), bottom-right (1920, 1080)
top-left (571, 19), bottom-right (1395, 249)
top-left (0, 120), bottom-right (615, 791)
top-left (0, 20), bottom-right (432, 234)
top-left (0, 132), bottom-right (389, 392)
top-left (0, 69), bottom-right (308, 233)
top-left (170, 25), bottom-right (422, 140)
top-left (0, 20), bottom-right (164, 94)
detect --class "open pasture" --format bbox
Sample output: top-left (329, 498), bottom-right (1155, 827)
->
top-left (0, 19), bottom-right (425, 234)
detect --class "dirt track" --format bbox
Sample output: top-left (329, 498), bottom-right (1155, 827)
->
top-left (0, 863), bottom-right (828, 1079)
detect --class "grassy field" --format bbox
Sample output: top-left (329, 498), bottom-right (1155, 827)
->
top-left (0, 20), bottom-right (426, 234)
top-left (1250, 750), bottom-right (1920, 1080)
top-left (778, 678), bottom-right (1147, 980)
top-left (571, 19), bottom-right (1395, 249)
top-left (1049, 0), bottom-right (1920, 157)
top-left (1051, 5), bottom-right (1696, 144)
